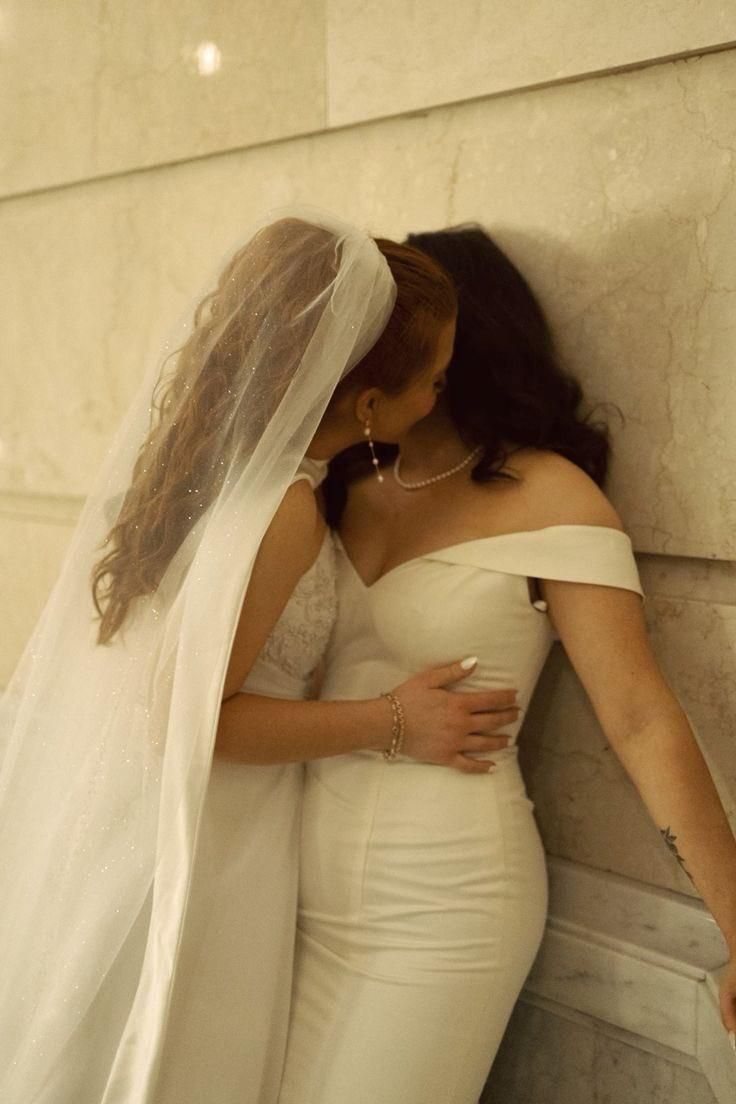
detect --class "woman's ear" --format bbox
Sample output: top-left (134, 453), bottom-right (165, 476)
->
top-left (353, 388), bottom-right (380, 427)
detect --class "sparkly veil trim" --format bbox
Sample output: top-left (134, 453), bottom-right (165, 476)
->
top-left (0, 205), bottom-right (396, 1102)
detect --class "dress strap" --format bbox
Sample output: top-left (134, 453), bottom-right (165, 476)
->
top-left (424, 525), bottom-right (644, 598)
top-left (291, 456), bottom-right (329, 490)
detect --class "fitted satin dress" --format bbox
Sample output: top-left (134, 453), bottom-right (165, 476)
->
top-left (279, 524), bottom-right (644, 1104)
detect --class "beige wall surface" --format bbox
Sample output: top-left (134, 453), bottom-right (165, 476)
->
top-left (0, 0), bottom-right (327, 196)
top-left (328, 0), bottom-right (736, 126)
top-left (2, 0), bottom-right (734, 938)
top-left (482, 999), bottom-right (719, 1104)
top-left (520, 584), bottom-right (736, 896)
top-left (4, 1), bottom-right (735, 197)
top-left (3, 50), bottom-right (735, 557)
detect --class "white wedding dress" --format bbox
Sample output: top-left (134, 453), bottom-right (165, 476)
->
top-left (279, 523), bottom-right (644, 1104)
top-left (0, 210), bottom-right (397, 1104)
top-left (41, 459), bottom-right (336, 1104)
top-left (151, 458), bottom-right (335, 1104)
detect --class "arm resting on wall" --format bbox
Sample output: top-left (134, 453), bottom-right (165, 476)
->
top-left (543, 573), bottom-right (736, 1037)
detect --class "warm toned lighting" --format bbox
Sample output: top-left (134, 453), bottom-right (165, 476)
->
top-left (195, 41), bottom-right (222, 76)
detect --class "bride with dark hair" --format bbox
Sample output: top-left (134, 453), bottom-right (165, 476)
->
top-left (279, 224), bottom-right (736, 1103)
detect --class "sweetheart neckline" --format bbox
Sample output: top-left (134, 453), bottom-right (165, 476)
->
top-left (333, 523), bottom-right (629, 590)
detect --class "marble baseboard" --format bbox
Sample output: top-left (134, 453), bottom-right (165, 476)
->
top-left (517, 856), bottom-right (735, 1102)
top-left (482, 995), bottom-right (719, 1104)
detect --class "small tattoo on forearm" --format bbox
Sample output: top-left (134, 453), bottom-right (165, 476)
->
top-left (660, 825), bottom-right (695, 884)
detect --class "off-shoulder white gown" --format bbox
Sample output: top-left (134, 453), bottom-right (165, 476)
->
top-left (279, 525), bottom-right (644, 1104)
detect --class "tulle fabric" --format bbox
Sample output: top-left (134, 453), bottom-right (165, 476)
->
top-left (0, 206), bottom-right (396, 1103)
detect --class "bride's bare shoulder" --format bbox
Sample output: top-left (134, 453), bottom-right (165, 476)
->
top-left (498, 447), bottom-right (626, 532)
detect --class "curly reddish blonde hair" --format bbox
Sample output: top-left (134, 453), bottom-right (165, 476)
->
top-left (91, 223), bottom-right (456, 645)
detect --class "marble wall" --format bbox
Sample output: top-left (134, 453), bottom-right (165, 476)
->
top-left (0, 0), bottom-right (327, 195)
top-left (2, 2), bottom-right (735, 1097)
top-left (481, 999), bottom-right (719, 1104)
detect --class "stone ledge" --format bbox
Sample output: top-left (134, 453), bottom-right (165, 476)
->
top-left (521, 857), bottom-right (735, 1102)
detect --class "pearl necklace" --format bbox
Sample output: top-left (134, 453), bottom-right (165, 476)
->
top-left (392, 445), bottom-right (483, 490)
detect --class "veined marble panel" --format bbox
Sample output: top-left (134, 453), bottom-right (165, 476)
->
top-left (328, 0), bottom-right (736, 126)
top-left (479, 857), bottom-right (733, 1102)
top-left (546, 858), bottom-right (727, 974)
top-left (518, 591), bottom-right (736, 896)
top-left (637, 555), bottom-right (736, 607)
top-left (482, 998), bottom-right (719, 1104)
top-left (699, 972), bottom-right (736, 1102)
top-left (0, 0), bottom-right (326, 197)
top-left (1, 50), bottom-right (735, 558)
top-left (528, 924), bottom-right (698, 1053)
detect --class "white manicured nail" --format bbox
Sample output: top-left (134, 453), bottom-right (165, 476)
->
top-left (729, 1029), bottom-right (735, 1053)
top-left (460, 656), bottom-right (478, 670)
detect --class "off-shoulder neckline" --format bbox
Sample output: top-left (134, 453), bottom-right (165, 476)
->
top-left (334, 524), bottom-right (631, 590)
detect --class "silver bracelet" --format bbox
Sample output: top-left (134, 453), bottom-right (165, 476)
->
top-left (381, 691), bottom-right (406, 761)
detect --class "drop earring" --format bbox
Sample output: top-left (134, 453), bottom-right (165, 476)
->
top-left (363, 419), bottom-right (384, 483)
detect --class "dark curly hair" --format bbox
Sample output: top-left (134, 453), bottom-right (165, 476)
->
top-left (324, 223), bottom-right (616, 525)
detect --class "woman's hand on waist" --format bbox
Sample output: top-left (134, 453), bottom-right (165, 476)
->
top-left (387, 658), bottom-right (520, 774)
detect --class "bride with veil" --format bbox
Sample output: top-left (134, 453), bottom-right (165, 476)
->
top-left (0, 206), bottom-right (519, 1103)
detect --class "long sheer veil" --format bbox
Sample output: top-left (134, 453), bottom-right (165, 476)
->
top-left (0, 206), bottom-right (396, 1102)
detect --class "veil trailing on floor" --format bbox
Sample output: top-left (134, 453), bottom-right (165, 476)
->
top-left (0, 206), bottom-right (396, 1102)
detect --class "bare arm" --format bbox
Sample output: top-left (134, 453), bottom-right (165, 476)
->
top-left (216, 479), bottom-right (388, 761)
top-left (544, 576), bottom-right (736, 955)
top-left (216, 693), bottom-right (390, 763)
top-left (215, 479), bottom-right (520, 772)
top-left (219, 478), bottom-right (324, 701)
top-left (522, 452), bottom-right (736, 1035)
top-left (546, 576), bottom-right (736, 1038)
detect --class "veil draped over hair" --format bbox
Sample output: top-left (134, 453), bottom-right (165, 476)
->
top-left (0, 206), bottom-right (396, 1102)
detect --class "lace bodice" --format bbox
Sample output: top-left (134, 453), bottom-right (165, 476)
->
top-left (257, 530), bottom-right (337, 690)
top-left (240, 458), bottom-right (337, 701)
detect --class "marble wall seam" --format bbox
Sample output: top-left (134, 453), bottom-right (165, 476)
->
top-left (2, 50), bottom-right (735, 561)
top-left (0, 119), bottom-right (335, 207)
top-left (2, 42), bottom-right (734, 926)
top-left (482, 855), bottom-right (736, 1101)
top-left (4, 32), bottom-right (736, 205)
top-left (637, 556), bottom-right (736, 607)
top-left (2, 490), bottom-right (735, 604)
top-left (0, 0), bottom-right (329, 201)
top-left (326, 0), bottom-right (736, 128)
top-left (517, 991), bottom-right (704, 1073)
top-left (0, 492), bottom-right (83, 525)
top-left (1, 496), bottom-right (734, 566)
top-left (482, 997), bottom-right (721, 1103)
top-left (325, 40), bottom-right (736, 134)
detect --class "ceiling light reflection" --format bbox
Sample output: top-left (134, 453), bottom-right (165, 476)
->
top-left (195, 41), bottom-right (222, 76)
